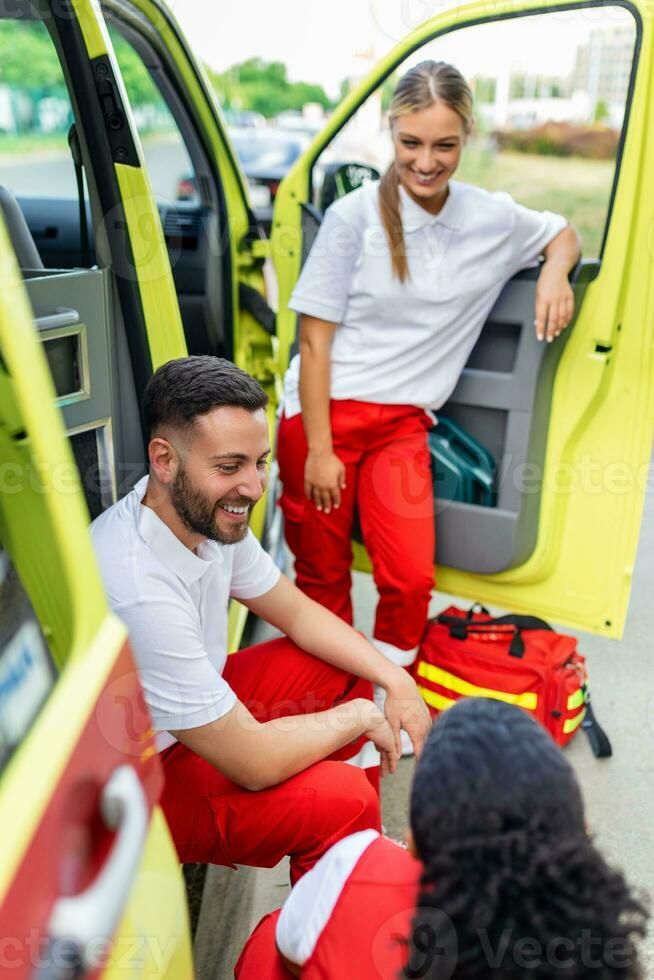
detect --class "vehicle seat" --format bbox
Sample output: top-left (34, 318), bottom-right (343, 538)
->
top-left (0, 186), bottom-right (43, 269)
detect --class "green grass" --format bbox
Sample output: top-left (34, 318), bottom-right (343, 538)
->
top-left (457, 146), bottom-right (616, 258)
top-left (0, 127), bottom-right (175, 159)
top-left (0, 131), bottom-right (71, 156)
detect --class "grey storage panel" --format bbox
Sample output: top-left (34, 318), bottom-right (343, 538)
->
top-left (24, 268), bottom-right (117, 519)
top-left (435, 263), bottom-right (595, 573)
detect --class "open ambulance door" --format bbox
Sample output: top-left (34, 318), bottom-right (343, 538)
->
top-left (95, 0), bottom-right (286, 610)
top-left (273, 0), bottom-right (653, 639)
top-left (0, 218), bottom-right (193, 977)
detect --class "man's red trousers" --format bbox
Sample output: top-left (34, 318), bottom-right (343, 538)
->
top-left (160, 637), bottom-right (381, 885)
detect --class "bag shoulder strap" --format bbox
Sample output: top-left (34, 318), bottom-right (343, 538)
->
top-left (581, 689), bottom-right (612, 758)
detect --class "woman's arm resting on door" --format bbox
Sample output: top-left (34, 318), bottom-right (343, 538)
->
top-left (535, 224), bottom-right (582, 342)
top-left (298, 314), bottom-right (346, 514)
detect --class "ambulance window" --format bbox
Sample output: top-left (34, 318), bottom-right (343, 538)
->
top-left (315, 5), bottom-right (637, 259)
top-left (0, 547), bottom-right (56, 776)
top-left (0, 19), bottom-right (80, 199)
top-left (108, 28), bottom-right (196, 204)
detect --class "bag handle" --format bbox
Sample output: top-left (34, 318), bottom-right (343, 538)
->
top-left (436, 608), bottom-right (554, 658)
top-left (581, 687), bottom-right (612, 758)
top-left (465, 603), bottom-right (490, 620)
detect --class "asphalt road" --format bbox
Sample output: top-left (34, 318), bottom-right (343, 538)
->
top-left (0, 136), bottom-right (190, 202)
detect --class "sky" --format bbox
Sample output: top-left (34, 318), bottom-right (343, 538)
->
top-left (166, 1), bottom-right (635, 97)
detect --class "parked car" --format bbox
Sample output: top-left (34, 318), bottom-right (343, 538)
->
top-left (176, 127), bottom-right (312, 229)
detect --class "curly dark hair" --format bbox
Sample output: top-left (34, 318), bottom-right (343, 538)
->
top-left (405, 698), bottom-right (648, 979)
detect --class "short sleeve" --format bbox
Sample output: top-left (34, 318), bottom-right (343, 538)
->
top-left (229, 530), bottom-right (280, 600)
top-left (506, 197), bottom-right (568, 274)
top-left (113, 595), bottom-right (237, 731)
top-left (289, 205), bottom-right (362, 323)
top-left (275, 829), bottom-right (379, 966)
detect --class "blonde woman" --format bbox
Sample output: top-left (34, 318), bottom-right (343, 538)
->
top-left (277, 61), bottom-right (581, 685)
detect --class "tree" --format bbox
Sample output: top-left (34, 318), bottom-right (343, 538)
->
top-left (108, 28), bottom-right (166, 111)
top-left (473, 76), bottom-right (496, 104)
top-left (380, 73), bottom-right (398, 112)
top-left (207, 59), bottom-right (333, 119)
top-left (0, 21), bottom-right (66, 93)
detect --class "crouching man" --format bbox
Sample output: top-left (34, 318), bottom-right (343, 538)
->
top-left (91, 356), bottom-right (430, 883)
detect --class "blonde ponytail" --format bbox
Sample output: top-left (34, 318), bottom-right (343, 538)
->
top-left (379, 163), bottom-right (407, 282)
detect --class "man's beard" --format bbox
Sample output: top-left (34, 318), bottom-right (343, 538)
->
top-left (170, 465), bottom-right (252, 545)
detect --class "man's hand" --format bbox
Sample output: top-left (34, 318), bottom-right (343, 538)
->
top-left (383, 669), bottom-right (431, 758)
top-left (359, 700), bottom-right (400, 777)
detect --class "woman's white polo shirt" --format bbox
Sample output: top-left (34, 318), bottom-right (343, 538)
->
top-left (283, 179), bottom-right (567, 418)
top-left (91, 476), bottom-right (280, 751)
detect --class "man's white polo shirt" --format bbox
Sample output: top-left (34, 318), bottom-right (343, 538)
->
top-left (91, 475), bottom-right (280, 751)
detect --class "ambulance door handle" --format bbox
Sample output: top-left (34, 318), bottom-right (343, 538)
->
top-left (47, 765), bottom-right (149, 972)
top-left (34, 308), bottom-right (80, 333)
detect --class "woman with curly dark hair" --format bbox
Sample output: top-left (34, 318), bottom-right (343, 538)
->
top-left (235, 698), bottom-right (648, 979)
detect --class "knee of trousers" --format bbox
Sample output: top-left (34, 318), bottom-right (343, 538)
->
top-left (308, 762), bottom-right (380, 835)
top-left (378, 567), bottom-right (435, 603)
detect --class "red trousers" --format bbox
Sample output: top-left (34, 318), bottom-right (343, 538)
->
top-left (160, 637), bottom-right (381, 885)
top-left (278, 401), bottom-right (436, 651)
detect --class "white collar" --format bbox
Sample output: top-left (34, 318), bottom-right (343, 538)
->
top-left (134, 476), bottom-right (223, 586)
top-left (398, 181), bottom-right (462, 233)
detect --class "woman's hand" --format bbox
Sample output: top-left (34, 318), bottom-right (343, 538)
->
top-left (304, 448), bottom-right (346, 514)
top-left (534, 259), bottom-right (576, 343)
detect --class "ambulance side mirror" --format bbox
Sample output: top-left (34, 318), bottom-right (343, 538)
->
top-left (318, 162), bottom-right (380, 212)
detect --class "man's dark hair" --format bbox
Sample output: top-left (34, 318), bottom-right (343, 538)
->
top-left (142, 356), bottom-right (268, 438)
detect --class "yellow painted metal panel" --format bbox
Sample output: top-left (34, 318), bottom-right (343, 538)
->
top-left (113, 0), bottom-right (267, 368)
top-left (104, 806), bottom-right (194, 979)
top-left (70, 0), bottom-right (109, 59)
top-left (0, 616), bottom-right (126, 895)
top-left (416, 661), bottom-right (538, 710)
top-left (0, 220), bottom-right (108, 657)
top-left (227, 397), bottom-right (279, 653)
top-left (115, 164), bottom-right (187, 368)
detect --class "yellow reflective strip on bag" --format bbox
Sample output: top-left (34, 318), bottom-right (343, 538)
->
top-left (416, 661), bottom-right (538, 711)
top-left (563, 708), bottom-right (587, 734)
top-left (417, 685), bottom-right (456, 712)
top-left (567, 688), bottom-right (585, 710)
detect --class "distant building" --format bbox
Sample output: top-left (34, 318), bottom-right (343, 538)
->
top-left (476, 92), bottom-right (591, 130)
top-left (571, 25), bottom-right (636, 126)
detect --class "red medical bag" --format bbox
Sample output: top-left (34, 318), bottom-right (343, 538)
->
top-left (414, 605), bottom-right (611, 756)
